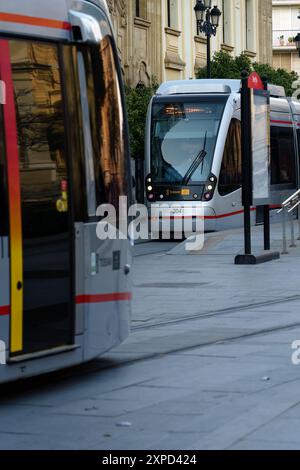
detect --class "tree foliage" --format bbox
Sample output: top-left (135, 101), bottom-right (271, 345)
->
top-left (253, 62), bottom-right (298, 96)
top-left (196, 51), bottom-right (298, 96)
top-left (125, 80), bottom-right (158, 160)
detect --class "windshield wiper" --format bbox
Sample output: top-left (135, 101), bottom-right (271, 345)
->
top-left (181, 131), bottom-right (208, 186)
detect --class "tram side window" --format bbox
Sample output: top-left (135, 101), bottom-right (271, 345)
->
top-left (271, 126), bottom-right (296, 186)
top-left (0, 109), bottom-right (9, 236)
top-left (86, 35), bottom-right (129, 210)
top-left (219, 118), bottom-right (242, 196)
top-left (9, 40), bottom-right (68, 238)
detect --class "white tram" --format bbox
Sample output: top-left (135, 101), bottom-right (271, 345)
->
top-left (0, 0), bottom-right (132, 383)
top-left (145, 79), bottom-right (300, 233)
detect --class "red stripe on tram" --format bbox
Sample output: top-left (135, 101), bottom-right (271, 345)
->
top-left (0, 306), bottom-right (10, 316)
top-left (76, 293), bottom-right (133, 305)
top-left (153, 208), bottom-right (255, 221)
top-left (271, 119), bottom-right (293, 126)
top-left (0, 293), bottom-right (133, 314)
top-left (154, 205), bottom-right (281, 221)
top-left (0, 12), bottom-right (71, 31)
top-left (206, 209), bottom-right (254, 220)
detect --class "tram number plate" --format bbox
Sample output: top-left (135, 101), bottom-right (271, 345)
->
top-left (170, 208), bottom-right (184, 216)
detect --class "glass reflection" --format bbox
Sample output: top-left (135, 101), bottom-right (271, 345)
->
top-left (9, 40), bottom-right (72, 354)
top-left (91, 36), bottom-right (127, 210)
top-left (10, 41), bottom-right (68, 238)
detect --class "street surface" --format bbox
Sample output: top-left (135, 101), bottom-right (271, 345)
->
top-left (1, 224), bottom-right (300, 449)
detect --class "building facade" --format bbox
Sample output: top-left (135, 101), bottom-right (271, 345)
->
top-left (162, 0), bottom-right (273, 81)
top-left (273, 0), bottom-right (300, 75)
top-left (107, 0), bottom-right (163, 87)
top-left (107, 1), bottom-right (273, 87)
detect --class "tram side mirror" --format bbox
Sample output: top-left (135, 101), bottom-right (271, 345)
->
top-left (132, 176), bottom-right (136, 188)
top-left (69, 10), bottom-right (103, 44)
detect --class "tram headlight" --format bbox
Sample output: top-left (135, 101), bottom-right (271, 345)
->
top-left (202, 173), bottom-right (217, 202)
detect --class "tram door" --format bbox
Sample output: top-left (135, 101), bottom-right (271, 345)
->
top-left (0, 39), bottom-right (73, 356)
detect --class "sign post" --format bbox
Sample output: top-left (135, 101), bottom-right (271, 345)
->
top-left (262, 76), bottom-right (271, 251)
top-left (241, 71), bottom-right (252, 257)
top-left (235, 72), bottom-right (280, 265)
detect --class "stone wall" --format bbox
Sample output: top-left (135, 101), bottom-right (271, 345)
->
top-left (107, 0), bottom-right (163, 87)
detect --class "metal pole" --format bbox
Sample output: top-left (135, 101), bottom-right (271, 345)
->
top-left (241, 71), bottom-right (253, 255)
top-left (282, 209), bottom-right (288, 255)
top-left (264, 205), bottom-right (270, 251)
top-left (206, 11), bottom-right (211, 79)
top-left (261, 76), bottom-right (271, 251)
top-left (290, 213), bottom-right (296, 247)
top-left (207, 35), bottom-right (211, 79)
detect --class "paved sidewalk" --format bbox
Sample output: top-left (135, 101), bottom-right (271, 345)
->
top-left (1, 223), bottom-right (300, 449)
top-left (112, 223), bottom-right (300, 363)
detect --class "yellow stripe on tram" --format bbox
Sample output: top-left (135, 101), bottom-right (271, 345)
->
top-left (10, 213), bottom-right (23, 353)
top-left (0, 39), bottom-right (23, 353)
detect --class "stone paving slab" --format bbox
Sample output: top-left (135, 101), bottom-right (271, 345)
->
top-left (1, 225), bottom-right (300, 449)
top-left (0, 325), bottom-right (300, 449)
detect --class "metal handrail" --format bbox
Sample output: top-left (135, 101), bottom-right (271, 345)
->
top-left (277, 190), bottom-right (300, 254)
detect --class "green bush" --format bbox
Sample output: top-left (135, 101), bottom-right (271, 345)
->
top-left (196, 51), bottom-right (298, 96)
top-left (252, 63), bottom-right (298, 96)
top-left (125, 80), bottom-right (158, 160)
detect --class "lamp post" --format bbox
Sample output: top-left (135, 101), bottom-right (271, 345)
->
top-left (194, 1), bottom-right (222, 78)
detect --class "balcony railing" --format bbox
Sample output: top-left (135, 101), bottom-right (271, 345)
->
top-left (273, 29), bottom-right (298, 48)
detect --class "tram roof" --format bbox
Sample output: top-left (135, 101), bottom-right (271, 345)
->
top-left (289, 98), bottom-right (300, 116)
top-left (0, 0), bottom-right (109, 29)
top-left (0, 0), bottom-right (109, 13)
top-left (0, 0), bottom-right (110, 41)
top-left (156, 80), bottom-right (241, 96)
top-left (156, 79), bottom-right (287, 100)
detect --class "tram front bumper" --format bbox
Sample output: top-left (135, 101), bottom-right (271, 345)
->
top-left (149, 204), bottom-right (216, 238)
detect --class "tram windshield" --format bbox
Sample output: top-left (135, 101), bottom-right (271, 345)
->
top-left (151, 96), bottom-right (228, 185)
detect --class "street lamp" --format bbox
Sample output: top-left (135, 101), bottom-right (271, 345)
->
top-left (294, 32), bottom-right (300, 58)
top-left (194, 1), bottom-right (222, 78)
